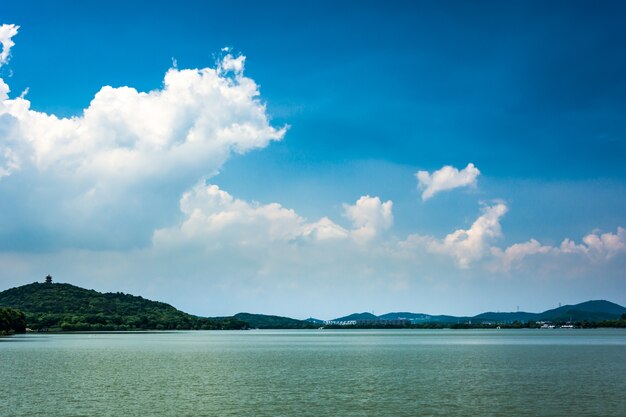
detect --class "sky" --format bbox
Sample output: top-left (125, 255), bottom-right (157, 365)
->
top-left (1, 0), bottom-right (625, 319)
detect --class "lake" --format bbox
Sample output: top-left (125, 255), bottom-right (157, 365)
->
top-left (1, 329), bottom-right (625, 416)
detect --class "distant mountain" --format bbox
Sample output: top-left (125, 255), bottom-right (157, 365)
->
top-left (234, 313), bottom-right (317, 329)
top-left (334, 300), bottom-right (626, 325)
top-left (473, 312), bottom-right (539, 323)
top-left (333, 312), bottom-right (379, 322)
top-left (429, 315), bottom-right (473, 324)
top-left (538, 300), bottom-right (626, 322)
top-left (0, 282), bottom-right (247, 331)
top-left (377, 312), bottom-right (471, 324)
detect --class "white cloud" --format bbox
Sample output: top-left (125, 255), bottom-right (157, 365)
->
top-left (302, 217), bottom-right (350, 241)
top-left (0, 29), bottom-right (286, 249)
top-left (0, 78), bottom-right (9, 101)
top-left (430, 203), bottom-right (507, 268)
top-left (490, 239), bottom-right (554, 271)
top-left (1, 56), bottom-right (285, 180)
top-left (403, 203), bottom-right (507, 268)
top-left (416, 163), bottom-right (480, 201)
top-left (147, 185), bottom-right (406, 289)
top-left (403, 204), bottom-right (625, 272)
top-left (559, 227), bottom-right (626, 261)
top-left (343, 195), bottom-right (393, 244)
top-left (218, 54), bottom-right (246, 74)
top-left (153, 183), bottom-right (348, 248)
top-left (489, 227), bottom-right (626, 272)
top-left (0, 24), bottom-right (19, 66)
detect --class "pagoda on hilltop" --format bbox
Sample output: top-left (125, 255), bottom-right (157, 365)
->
top-left (45, 275), bottom-right (52, 284)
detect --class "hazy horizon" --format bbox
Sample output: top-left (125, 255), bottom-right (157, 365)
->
top-left (1, 1), bottom-right (626, 319)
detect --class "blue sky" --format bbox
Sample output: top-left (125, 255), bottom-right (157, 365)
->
top-left (1, 1), bottom-right (625, 318)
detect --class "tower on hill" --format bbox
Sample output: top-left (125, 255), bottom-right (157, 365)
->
top-left (45, 275), bottom-right (52, 284)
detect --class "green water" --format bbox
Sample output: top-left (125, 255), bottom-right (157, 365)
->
top-left (1, 329), bottom-right (625, 416)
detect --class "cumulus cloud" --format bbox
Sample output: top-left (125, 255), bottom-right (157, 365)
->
top-left (403, 204), bottom-right (625, 272)
top-left (490, 227), bottom-right (626, 272)
top-left (0, 29), bottom-right (286, 249)
top-left (0, 24), bottom-right (19, 66)
top-left (343, 195), bottom-right (393, 244)
top-left (153, 183), bottom-right (348, 248)
top-left (219, 54), bottom-right (246, 74)
top-left (428, 203), bottom-right (506, 267)
top-left (402, 203), bottom-right (507, 268)
top-left (154, 185), bottom-right (399, 250)
top-left (416, 163), bottom-right (480, 201)
top-left (559, 227), bottom-right (626, 261)
top-left (1, 55), bottom-right (284, 181)
top-left (490, 239), bottom-right (554, 271)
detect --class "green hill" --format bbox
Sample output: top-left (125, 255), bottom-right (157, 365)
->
top-left (332, 312), bottom-right (379, 322)
top-left (0, 282), bottom-right (247, 331)
top-left (538, 300), bottom-right (626, 322)
top-left (473, 311), bottom-right (539, 323)
top-left (233, 313), bottom-right (317, 329)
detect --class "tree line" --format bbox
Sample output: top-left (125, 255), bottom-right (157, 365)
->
top-left (322, 315), bottom-right (626, 330)
top-left (0, 307), bottom-right (26, 335)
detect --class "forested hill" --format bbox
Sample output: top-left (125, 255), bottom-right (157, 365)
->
top-left (334, 300), bottom-right (626, 325)
top-left (0, 282), bottom-right (247, 331)
top-left (233, 313), bottom-right (317, 329)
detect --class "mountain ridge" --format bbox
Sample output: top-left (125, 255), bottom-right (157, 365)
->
top-left (232, 313), bottom-right (317, 329)
top-left (333, 300), bottom-right (626, 324)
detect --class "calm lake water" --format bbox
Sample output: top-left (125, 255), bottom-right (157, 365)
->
top-left (1, 329), bottom-right (625, 416)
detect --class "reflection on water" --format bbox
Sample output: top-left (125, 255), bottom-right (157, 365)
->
top-left (1, 329), bottom-right (625, 416)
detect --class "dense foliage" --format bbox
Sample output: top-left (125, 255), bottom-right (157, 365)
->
top-left (0, 283), bottom-right (247, 331)
top-left (0, 307), bottom-right (26, 334)
top-left (233, 313), bottom-right (318, 329)
top-left (578, 315), bottom-right (626, 328)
